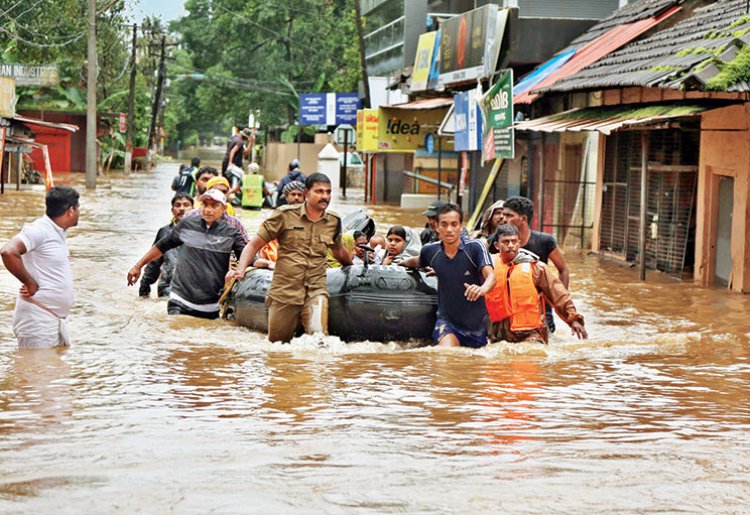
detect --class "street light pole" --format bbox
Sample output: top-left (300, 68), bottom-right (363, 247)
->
top-left (86, 0), bottom-right (97, 189)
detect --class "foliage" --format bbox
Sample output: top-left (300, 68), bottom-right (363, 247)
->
top-left (168, 0), bottom-right (361, 144)
top-left (0, 2), bottom-right (161, 159)
top-left (706, 44), bottom-right (750, 91)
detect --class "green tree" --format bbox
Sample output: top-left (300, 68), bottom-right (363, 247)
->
top-left (168, 0), bottom-right (361, 144)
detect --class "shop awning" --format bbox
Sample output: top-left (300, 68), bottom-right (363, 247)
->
top-left (385, 97), bottom-right (453, 110)
top-left (12, 115), bottom-right (79, 133)
top-left (513, 103), bottom-right (712, 135)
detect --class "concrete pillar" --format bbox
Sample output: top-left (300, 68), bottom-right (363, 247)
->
top-left (317, 133), bottom-right (340, 192)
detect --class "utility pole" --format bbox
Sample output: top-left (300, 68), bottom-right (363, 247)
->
top-left (146, 35), bottom-right (166, 173)
top-left (123, 23), bottom-right (137, 176)
top-left (354, 0), bottom-right (371, 108)
top-left (85, 0), bottom-right (97, 189)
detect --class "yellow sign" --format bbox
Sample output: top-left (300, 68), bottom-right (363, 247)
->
top-left (0, 77), bottom-right (16, 117)
top-left (356, 109), bottom-right (379, 152)
top-left (377, 106), bottom-right (448, 151)
top-left (411, 32), bottom-right (437, 92)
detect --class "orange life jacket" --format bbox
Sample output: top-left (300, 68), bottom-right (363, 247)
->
top-left (259, 240), bottom-right (279, 262)
top-left (485, 254), bottom-right (545, 331)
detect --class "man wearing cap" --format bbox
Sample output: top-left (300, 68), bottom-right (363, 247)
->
top-left (184, 175), bottom-right (250, 243)
top-left (127, 189), bottom-right (246, 319)
top-left (420, 200), bottom-right (446, 245)
top-left (253, 180), bottom-right (305, 270)
top-left (222, 127), bottom-right (253, 175)
top-left (229, 172), bottom-right (352, 342)
top-left (276, 160), bottom-right (307, 207)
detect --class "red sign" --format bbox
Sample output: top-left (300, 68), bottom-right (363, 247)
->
top-left (119, 113), bottom-right (126, 133)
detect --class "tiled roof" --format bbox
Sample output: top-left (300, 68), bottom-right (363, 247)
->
top-left (542, 0), bottom-right (750, 93)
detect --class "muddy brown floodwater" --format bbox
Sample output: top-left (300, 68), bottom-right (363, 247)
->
top-left (0, 162), bottom-right (748, 513)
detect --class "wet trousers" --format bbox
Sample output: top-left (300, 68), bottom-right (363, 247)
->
top-left (267, 294), bottom-right (328, 343)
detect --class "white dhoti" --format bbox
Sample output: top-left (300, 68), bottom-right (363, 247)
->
top-left (12, 298), bottom-right (70, 350)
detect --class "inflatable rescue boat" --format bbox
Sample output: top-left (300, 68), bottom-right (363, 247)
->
top-left (223, 264), bottom-right (438, 342)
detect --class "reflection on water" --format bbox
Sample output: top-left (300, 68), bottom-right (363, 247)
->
top-left (0, 163), bottom-right (748, 512)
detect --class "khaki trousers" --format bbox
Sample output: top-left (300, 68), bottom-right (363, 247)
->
top-left (267, 294), bottom-right (328, 343)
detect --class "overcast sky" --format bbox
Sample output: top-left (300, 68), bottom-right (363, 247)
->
top-left (125, 0), bottom-right (186, 22)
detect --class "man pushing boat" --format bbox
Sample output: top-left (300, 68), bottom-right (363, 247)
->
top-left (228, 173), bottom-right (352, 342)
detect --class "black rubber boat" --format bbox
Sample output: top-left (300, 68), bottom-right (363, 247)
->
top-left (223, 264), bottom-right (438, 342)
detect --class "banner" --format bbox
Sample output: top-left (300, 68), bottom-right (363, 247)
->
top-left (439, 5), bottom-right (509, 87)
top-left (480, 69), bottom-right (514, 161)
top-left (411, 32), bottom-right (437, 92)
top-left (453, 91), bottom-right (481, 152)
top-left (0, 77), bottom-right (15, 117)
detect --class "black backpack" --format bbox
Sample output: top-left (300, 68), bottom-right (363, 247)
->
top-left (172, 165), bottom-right (195, 194)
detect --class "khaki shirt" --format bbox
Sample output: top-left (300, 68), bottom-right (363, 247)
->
top-left (258, 202), bottom-right (342, 305)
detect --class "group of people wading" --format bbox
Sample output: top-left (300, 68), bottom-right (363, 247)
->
top-left (1, 157), bottom-right (587, 350)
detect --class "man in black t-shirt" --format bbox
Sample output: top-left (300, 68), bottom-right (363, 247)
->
top-left (221, 127), bottom-right (253, 174)
top-left (503, 196), bottom-right (571, 333)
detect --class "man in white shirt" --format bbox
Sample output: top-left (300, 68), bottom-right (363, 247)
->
top-left (1, 186), bottom-right (80, 349)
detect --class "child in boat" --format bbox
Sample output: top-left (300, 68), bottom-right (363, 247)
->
top-left (381, 225), bottom-right (421, 265)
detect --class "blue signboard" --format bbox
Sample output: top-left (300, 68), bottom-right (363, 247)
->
top-left (299, 93), bottom-right (361, 126)
top-left (453, 91), bottom-right (482, 152)
top-left (335, 93), bottom-right (360, 125)
top-left (299, 93), bottom-right (328, 125)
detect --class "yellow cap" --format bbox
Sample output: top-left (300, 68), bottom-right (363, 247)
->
top-left (206, 176), bottom-right (230, 190)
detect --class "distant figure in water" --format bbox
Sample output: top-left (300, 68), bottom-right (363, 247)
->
top-left (1, 186), bottom-right (80, 349)
top-left (485, 224), bottom-right (586, 344)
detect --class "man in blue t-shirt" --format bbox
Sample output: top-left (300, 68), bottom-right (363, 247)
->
top-left (401, 203), bottom-right (495, 348)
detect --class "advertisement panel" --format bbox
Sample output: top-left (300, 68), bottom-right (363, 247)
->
top-left (479, 69), bottom-right (514, 160)
top-left (439, 5), bottom-right (509, 87)
top-left (453, 91), bottom-right (481, 152)
top-left (411, 32), bottom-right (437, 92)
top-left (377, 107), bottom-right (448, 151)
top-left (356, 109), bottom-right (379, 152)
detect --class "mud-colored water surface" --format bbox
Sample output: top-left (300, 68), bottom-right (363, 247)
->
top-left (0, 164), bottom-right (748, 513)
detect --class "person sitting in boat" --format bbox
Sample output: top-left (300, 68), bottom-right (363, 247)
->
top-left (381, 225), bottom-right (420, 265)
top-left (485, 224), bottom-right (587, 344)
top-left (254, 182), bottom-right (305, 270)
top-left (352, 230), bottom-right (381, 265)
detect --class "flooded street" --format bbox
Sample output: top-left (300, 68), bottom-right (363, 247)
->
top-left (0, 163), bottom-right (749, 513)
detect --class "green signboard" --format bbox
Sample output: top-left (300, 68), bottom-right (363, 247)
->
top-left (480, 69), bottom-right (514, 161)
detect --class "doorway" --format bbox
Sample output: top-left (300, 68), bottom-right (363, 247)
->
top-left (715, 175), bottom-right (734, 287)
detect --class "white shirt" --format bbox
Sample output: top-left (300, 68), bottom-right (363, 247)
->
top-left (16, 215), bottom-right (74, 317)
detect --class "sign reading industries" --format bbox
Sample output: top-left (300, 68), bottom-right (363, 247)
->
top-left (453, 90), bottom-right (481, 152)
top-left (0, 63), bottom-right (59, 87)
top-left (480, 69), bottom-right (514, 160)
top-left (439, 5), bottom-right (509, 87)
top-left (299, 93), bottom-right (361, 126)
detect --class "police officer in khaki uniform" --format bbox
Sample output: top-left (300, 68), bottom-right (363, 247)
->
top-left (230, 172), bottom-right (352, 342)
